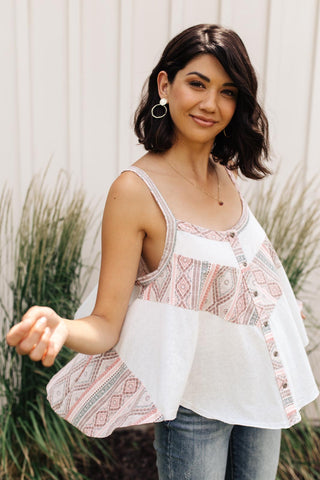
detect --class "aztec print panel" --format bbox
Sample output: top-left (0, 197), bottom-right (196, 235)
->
top-left (138, 237), bottom-right (283, 326)
top-left (47, 350), bottom-right (164, 437)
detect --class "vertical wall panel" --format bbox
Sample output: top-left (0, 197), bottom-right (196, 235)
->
top-left (67, 0), bottom-right (83, 176)
top-left (117, 0), bottom-right (134, 173)
top-left (306, 4), bottom-right (320, 177)
top-left (169, 0), bottom-right (185, 37)
top-left (15, 0), bottom-right (34, 203)
top-left (183, 0), bottom-right (220, 28)
top-left (264, 0), bottom-right (318, 175)
top-left (81, 0), bottom-right (119, 198)
top-left (30, 0), bottom-right (68, 178)
top-left (0, 1), bottom-right (18, 199)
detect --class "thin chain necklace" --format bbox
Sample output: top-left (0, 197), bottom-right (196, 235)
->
top-left (167, 160), bottom-right (224, 206)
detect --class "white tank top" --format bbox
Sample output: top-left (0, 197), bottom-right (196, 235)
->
top-left (47, 166), bottom-right (318, 437)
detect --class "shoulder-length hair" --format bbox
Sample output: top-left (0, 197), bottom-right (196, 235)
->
top-left (134, 24), bottom-right (270, 180)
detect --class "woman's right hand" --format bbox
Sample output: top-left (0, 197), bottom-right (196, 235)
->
top-left (6, 306), bottom-right (69, 367)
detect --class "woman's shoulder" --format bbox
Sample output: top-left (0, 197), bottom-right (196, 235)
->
top-left (107, 153), bottom-right (163, 214)
top-left (110, 155), bottom-right (153, 199)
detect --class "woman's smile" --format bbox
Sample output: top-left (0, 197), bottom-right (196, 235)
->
top-left (189, 114), bottom-right (218, 128)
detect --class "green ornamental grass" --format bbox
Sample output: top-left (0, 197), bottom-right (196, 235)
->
top-left (0, 169), bottom-right (109, 480)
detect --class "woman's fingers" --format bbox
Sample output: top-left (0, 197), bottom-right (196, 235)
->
top-left (6, 305), bottom-right (66, 367)
top-left (41, 331), bottom-right (57, 367)
top-left (15, 316), bottom-right (47, 355)
top-left (6, 306), bottom-right (55, 348)
top-left (28, 327), bottom-right (51, 362)
top-left (6, 317), bottom-right (38, 347)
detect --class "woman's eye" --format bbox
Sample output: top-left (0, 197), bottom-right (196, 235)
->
top-left (222, 89), bottom-right (237, 98)
top-left (189, 81), bottom-right (205, 89)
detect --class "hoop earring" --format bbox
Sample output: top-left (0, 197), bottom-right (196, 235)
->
top-left (151, 98), bottom-right (168, 119)
top-left (223, 128), bottom-right (231, 138)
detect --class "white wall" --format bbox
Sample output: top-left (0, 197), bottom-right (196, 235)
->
top-left (0, 0), bottom-right (319, 413)
top-left (2, 0), bottom-right (320, 201)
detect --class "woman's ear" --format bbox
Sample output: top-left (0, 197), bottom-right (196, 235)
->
top-left (157, 71), bottom-right (169, 99)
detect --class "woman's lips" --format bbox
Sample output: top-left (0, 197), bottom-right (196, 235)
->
top-left (190, 115), bottom-right (217, 127)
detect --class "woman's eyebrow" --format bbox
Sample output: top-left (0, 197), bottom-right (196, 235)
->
top-left (186, 71), bottom-right (210, 82)
top-left (186, 71), bottom-right (237, 88)
top-left (223, 82), bottom-right (237, 87)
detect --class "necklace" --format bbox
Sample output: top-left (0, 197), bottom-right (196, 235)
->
top-left (167, 160), bottom-right (224, 206)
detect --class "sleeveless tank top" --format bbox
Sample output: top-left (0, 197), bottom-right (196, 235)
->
top-left (47, 166), bottom-right (319, 437)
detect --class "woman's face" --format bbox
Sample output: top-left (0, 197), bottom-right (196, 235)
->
top-left (158, 54), bottom-right (238, 149)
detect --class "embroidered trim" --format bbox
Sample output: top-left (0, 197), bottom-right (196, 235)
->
top-left (262, 321), bottom-right (299, 425)
top-left (123, 167), bottom-right (177, 286)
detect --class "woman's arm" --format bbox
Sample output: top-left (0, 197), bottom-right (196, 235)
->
top-left (6, 172), bottom-right (148, 366)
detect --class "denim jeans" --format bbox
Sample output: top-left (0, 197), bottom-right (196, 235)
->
top-left (154, 406), bottom-right (281, 480)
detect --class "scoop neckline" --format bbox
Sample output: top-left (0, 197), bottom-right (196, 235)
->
top-left (176, 197), bottom-right (248, 238)
top-left (129, 164), bottom-right (246, 235)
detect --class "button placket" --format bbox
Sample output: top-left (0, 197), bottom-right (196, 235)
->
top-left (227, 231), bottom-right (248, 268)
top-left (227, 229), bottom-right (299, 426)
top-left (260, 315), bottom-right (299, 425)
top-left (228, 231), bottom-right (265, 327)
top-left (228, 233), bottom-right (264, 301)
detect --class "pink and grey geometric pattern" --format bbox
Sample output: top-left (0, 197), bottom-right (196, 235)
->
top-left (47, 350), bottom-right (164, 437)
top-left (138, 237), bottom-right (283, 327)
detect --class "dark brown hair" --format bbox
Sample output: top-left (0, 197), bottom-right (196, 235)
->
top-left (134, 24), bottom-right (270, 180)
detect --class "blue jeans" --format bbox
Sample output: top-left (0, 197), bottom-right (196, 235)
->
top-left (154, 406), bottom-right (281, 480)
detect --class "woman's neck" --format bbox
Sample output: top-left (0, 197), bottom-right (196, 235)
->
top-left (162, 141), bottom-right (215, 179)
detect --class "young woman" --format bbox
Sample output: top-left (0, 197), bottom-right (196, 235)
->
top-left (7, 24), bottom-right (318, 479)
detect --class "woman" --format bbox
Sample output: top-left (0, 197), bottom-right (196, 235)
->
top-left (7, 24), bottom-right (318, 479)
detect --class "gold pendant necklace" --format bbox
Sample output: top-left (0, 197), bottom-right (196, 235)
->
top-left (167, 160), bottom-right (224, 206)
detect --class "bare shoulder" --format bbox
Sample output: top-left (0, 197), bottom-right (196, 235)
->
top-left (107, 153), bottom-right (167, 208)
top-left (109, 152), bottom-right (163, 196)
top-left (103, 164), bottom-right (158, 233)
top-left (107, 169), bottom-right (152, 209)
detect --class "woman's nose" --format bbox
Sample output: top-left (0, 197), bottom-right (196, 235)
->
top-left (200, 90), bottom-right (218, 112)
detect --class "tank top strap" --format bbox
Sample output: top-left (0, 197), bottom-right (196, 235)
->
top-left (122, 165), bottom-right (176, 284)
top-left (123, 166), bottom-right (176, 223)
